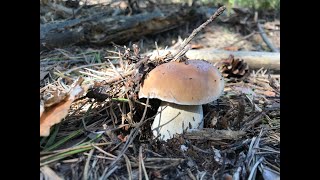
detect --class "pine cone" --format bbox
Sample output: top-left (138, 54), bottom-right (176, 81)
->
top-left (215, 55), bottom-right (249, 79)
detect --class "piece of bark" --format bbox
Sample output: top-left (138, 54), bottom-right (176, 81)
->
top-left (40, 7), bottom-right (207, 51)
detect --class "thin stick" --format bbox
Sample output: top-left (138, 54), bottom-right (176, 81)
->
top-left (248, 157), bottom-right (265, 180)
top-left (104, 69), bottom-right (135, 84)
top-left (140, 146), bottom-right (149, 180)
top-left (103, 165), bottom-right (118, 179)
top-left (55, 48), bottom-right (82, 60)
top-left (172, 6), bottom-right (226, 61)
top-left (118, 50), bottom-right (124, 69)
top-left (92, 144), bottom-right (117, 158)
top-left (124, 154), bottom-right (133, 180)
top-left (83, 68), bottom-right (110, 76)
top-left (63, 62), bottom-right (108, 75)
top-left (61, 158), bottom-right (80, 163)
top-left (144, 158), bottom-right (184, 162)
top-left (139, 146), bottom-right (142, 180)
top-left (257, 23), bottom-right (279, 52)
top-left (263, 159), bottom-right (280, 173)
top-left (83, 153), bottom-right (115, 160)
top-left (79, 71), bottom-right (106, 80)
top-left (101, 99), bottom-right (151, 179)
top-left (83, 148), bottom-right (94, 180)
top-left (100, 126), bottom-right (140, 179)
top-left (144, 163), bottom-right (180, 170)
top-left (254, 147), bottom-right (280, 154)
top-left (140, 96), bottom-right (149, 122)
top-left (191, 145), bottom-right (212, 154)
top-left (107, 59), bottom-right (125, 82)
top-left (144, 149), bottom-right (163, 157)
top-left (218, 152), bottom-right (227, 180)
top-left (134, 100), bottom-right (151, 108)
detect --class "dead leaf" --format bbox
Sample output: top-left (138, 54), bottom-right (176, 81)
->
top-left (40, 98), bottom-right (73, 136)
top-left (40, 78), bottom-right (84, 137)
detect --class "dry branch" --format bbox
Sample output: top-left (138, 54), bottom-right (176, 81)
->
top-left (40, 6), bottom-right (209, 51)
top-left (172, 6), bottom-right (226, 61)
top-left (186, 49), bottom-right (280, 71)
top-left (257, 23), bottom-right (279, 52)
top-left (148, 48), bottom-right (280, 71)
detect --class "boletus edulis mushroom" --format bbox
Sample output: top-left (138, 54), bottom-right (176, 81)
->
top-left (139, 60), bottom-right (224, 141)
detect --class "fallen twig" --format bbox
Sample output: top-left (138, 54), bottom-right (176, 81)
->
top-left (100, 97), bottom-right (151, 179)
top-left (63, 62), bottom-right (108, 75)
top-left (172, 6), bottom-right (226, 61)
top-left (83, 148), bottom-right (94, 180)
top-left (248, 157), bottom-right (264, 180)
top-left (140, 146), bottom-right (149, 180)
top-left (124, 154), bottom-right (133, 180)
top-left (92, 144), bottom-right (117, 158)
top-left (105, 69), bottom-right (135, 84)
top-left (257, 23), bottom-right (279, 52)
top-left (149, 49), bottom-right (280, 71)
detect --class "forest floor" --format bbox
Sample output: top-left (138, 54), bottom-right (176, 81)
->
top-left (40, 1), bottom-right (280, 180)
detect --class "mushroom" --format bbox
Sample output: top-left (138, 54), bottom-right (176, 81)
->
top-left (139, 60), bottom-right (224, 141)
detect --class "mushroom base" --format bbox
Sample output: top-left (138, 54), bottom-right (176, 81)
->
top-left (152, 102), bottom-right (204, 141)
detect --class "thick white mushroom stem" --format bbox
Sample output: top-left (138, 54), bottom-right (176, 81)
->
top-left (152, 101), bottom-right (204, 141)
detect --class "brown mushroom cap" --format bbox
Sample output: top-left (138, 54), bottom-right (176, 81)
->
top-left (139, 60), bottom-right (224, 105)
